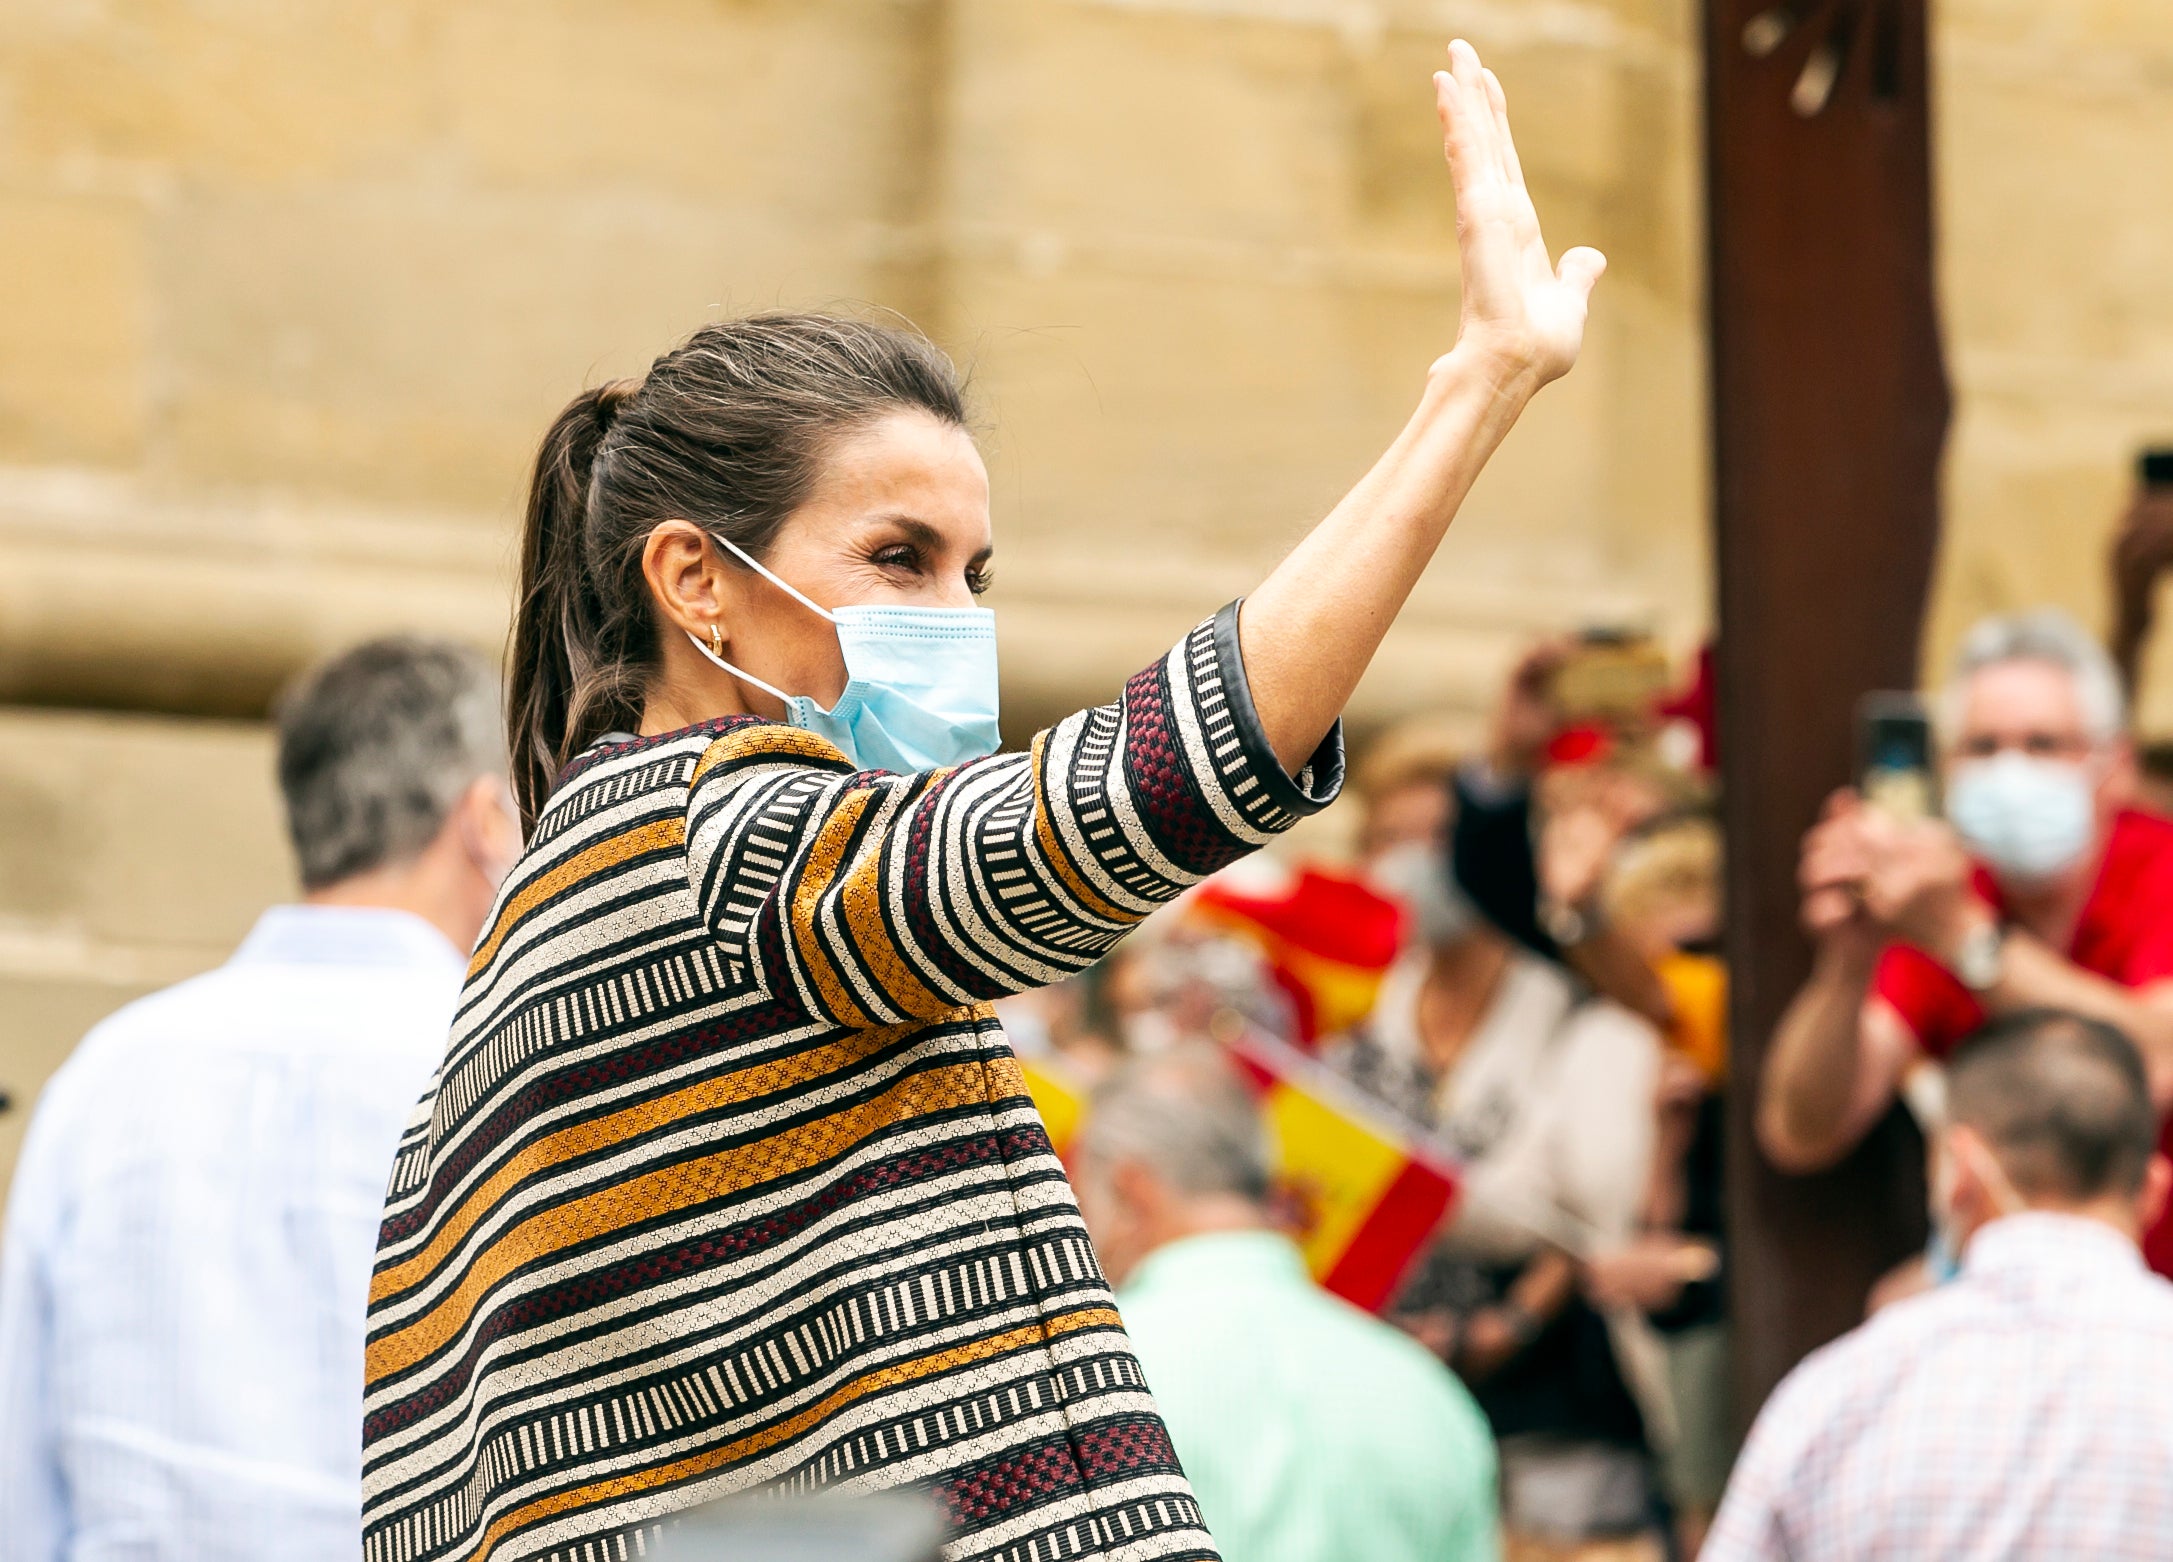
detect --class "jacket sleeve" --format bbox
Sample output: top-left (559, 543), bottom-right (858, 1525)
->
top-left (684, 602), bottom-right (1341, 1026)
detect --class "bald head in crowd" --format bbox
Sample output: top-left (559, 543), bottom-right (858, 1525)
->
top-left (1939, 1009), bottom-right (2171, 1248)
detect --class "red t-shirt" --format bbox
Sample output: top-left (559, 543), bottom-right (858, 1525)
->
top-left (1873, 809), bottom-right (2173, 1273)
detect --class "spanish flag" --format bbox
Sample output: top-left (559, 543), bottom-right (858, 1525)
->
top-left (1188, 865), bottom-right (1406, 1046)
top-left (1021, 1036), bottom-right (1460, 1314)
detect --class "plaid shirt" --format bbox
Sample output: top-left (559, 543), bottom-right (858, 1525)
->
top-left (1707, 1212), bottom-right (2173, 1562)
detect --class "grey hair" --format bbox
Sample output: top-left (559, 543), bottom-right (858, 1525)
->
top-left (275, 637), bottom-right (505, 890)
top-left (1939, 608), bottom-right (2126, 747)
top-left (1077, 1047), bottom-right (1274, 1203)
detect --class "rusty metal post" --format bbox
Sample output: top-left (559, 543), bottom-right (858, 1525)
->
top-left (1703, 0), bottom-right (1952, 1424)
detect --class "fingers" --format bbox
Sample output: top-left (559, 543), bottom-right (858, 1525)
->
top-left (1436, 40), bottom-right (1501, 198)
top-left (1821, 787), bottom-right (1863, 821)
top-left (1480, 67), bottom-right (1522, 189)
top-left (1802, 827), bottom-right (1868, 885)
top-left (1802, 885), bottom-right (1862, 938)
top-left (1449, 38), bottom-right (1492, 137)
top-left (1557, 246), bottom-right (1608, 302)
top-left (1801, 810), bottom-right (1872, 899)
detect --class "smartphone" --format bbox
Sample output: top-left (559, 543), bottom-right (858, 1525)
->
top-left (1550, 627), bottom-right (1673, 727)
top-left (2141, 447), bottom-right (2173, 491)
top-left (1858, 692), bottom-right (1935, 820)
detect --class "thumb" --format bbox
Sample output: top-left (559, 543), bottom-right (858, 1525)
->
top-left (1556, 246), bottom-right (1607, 301)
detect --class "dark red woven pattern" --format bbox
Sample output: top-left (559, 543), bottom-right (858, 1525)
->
top-left (936, 1437), bottom-right (1086, 1529)
top-left (1072, 1414), bottom-right (1182, 1484)
top-left (958, 1497), bottom-right (1218, 1562)
top-left (1117, 663), bottom-right (1244, 877)
top-left (933, 1417), bottom-right (1186, 1532)
top-left (894, 765), bottom-right (1018, 999)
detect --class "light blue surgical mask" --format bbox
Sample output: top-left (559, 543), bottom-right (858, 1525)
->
top-left (687, 535), bottom-right (1001, 774)
top-left (1945, 751), bottom-right (2097, 885)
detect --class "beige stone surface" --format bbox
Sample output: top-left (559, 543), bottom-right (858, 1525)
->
top-left (0, 0), bottom-right (1707, 726)
top-left (0, 190), bottom-right (148, 465)
top-left (1927, 2), bottom-right (2173, 722)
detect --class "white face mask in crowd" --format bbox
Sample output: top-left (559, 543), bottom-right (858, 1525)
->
top-left (1366, 843), bottom-right (1481, 948)
top-left (1945, 751), bottom-right (2098, 885)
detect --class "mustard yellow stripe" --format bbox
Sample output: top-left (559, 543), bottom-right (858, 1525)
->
top-left (470, 817), bottom-right (686, 977)
top-left (1029, 732), bottom-right (1131, 925)
top-left (461, 1303), bottom-right (1124, 1562)
top-left (787, 789), bottom-right (877, 1028)
top-left (691, 723), bottom-right (846, 784)
top-left (835, 820), bottom-right (954, 1020)
top-left (369, 1023), bottom-right (913, 1313)
top-left (367, 1060), bottom-right (994, 1380)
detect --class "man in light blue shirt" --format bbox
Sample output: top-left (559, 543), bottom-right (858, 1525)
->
top-left (0, 638), bottom-right (520, 1561)
top-left (1074, 1047), bottom-right (1499, 1562)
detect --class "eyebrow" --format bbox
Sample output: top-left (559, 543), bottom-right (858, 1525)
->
top-left (875, 514), bottom-right (994, 568)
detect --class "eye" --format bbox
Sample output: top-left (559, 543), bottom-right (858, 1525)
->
top-left (871, 544), bottom-right (922, 575)
top-left (966, 565), bottom-right (995, 598)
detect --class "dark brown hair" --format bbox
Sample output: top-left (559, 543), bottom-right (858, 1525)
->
top-left (508, 313), bottom-right (968, 830)
top-left (1949, 1008), bottom-right (2159, 1199)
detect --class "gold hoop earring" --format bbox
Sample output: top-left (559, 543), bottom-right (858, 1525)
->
top-left (710, 624), bottom-right (724, 659)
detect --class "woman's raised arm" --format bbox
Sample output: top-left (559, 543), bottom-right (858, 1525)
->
top-left (1240, 39), bottom-right (1607, 772)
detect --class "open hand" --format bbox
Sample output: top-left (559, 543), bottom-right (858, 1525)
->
top-left (1435, 40), bottom-right (1606, 388)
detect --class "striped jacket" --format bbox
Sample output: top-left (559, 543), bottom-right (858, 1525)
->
top-left (360, 605), bottom-right (1341, 1562)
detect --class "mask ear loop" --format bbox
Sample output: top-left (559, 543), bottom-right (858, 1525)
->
top-left (711, 533), bottom-right (839, 624)
top-left (687, 626), bottom-right (796, 707)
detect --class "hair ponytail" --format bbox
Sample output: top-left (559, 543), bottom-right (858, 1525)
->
top-left (507, 381), bottom-right (642, 831)
top-left (504, 314), bottom-right (968, 835)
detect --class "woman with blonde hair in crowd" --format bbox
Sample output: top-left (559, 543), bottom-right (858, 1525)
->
top-left (358, 41), bottom-right (1605, 1562)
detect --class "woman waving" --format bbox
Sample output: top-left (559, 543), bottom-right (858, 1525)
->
top-left (362, 40), bottom-right (1602, 1562)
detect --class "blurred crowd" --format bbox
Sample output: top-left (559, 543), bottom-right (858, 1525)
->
top-left (1002, 621), bottom-right (1731, 1562)
top-left (996, 466), bottom-right (2173, 1562)
top-left (12, 469), bottom-right (2173, 1562)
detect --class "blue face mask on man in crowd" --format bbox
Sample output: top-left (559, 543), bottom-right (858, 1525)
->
top-left (1944, 751), bottom-right (2099, 885)
top-left (687, 534), bottom-right (1002, 774)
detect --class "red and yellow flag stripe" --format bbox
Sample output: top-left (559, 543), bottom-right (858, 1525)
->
top-left (1019, 1035), bottom-right (1459, 1314)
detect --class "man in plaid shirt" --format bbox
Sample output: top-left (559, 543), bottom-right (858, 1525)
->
top-left (1708, 1009), bottom-right (2173, 1561)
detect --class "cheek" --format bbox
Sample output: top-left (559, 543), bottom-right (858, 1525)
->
top-left (732, 594), bottom-right (847, 695)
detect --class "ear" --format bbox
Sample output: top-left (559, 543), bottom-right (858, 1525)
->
top-left (452, 775), bottom-right (523, 886)
top-left (1941, 1125), bottom-right (1995, 1224)
top-left (1110, 1158), bottom-right (1168, 1224)
top-left (2141, 1154), bottom-right (2171, 1236)
top-left (641, 521), bottom-right (729, 641)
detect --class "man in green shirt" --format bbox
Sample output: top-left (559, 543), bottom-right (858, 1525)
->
top-left (1074, 1047), bottom-right (1500, 1562)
